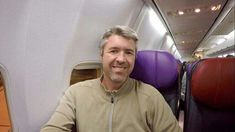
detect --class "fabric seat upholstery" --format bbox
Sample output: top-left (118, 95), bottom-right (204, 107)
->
top-left (184, 58), bottom-right (235, 132)
top-left (130, 50), bottom-right (180, 118)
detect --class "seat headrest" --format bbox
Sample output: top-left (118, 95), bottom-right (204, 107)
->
top-left (130, 50), bottom-right (178, 91)
top-left (191, 58), bottom-right (235, 109)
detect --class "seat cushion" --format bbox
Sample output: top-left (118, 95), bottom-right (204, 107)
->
top-left (130, 50), bottom-right (178, 91)
top-left (191, 58), bottom-right (235, 109)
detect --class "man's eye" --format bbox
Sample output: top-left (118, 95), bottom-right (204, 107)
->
top-left (110, 50), bottom-right (118, 54)
top-left (126, 51), bottom-right (134, 55)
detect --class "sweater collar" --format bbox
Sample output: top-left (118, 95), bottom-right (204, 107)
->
top-left (96, 75), bottom-right (134, 101)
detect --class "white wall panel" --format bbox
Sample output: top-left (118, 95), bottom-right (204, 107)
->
top-left (134, 5), bottom-right (167, 51)
top-left (0, 0), bottom-right (144, 131)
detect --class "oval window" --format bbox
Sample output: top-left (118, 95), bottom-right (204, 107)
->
top-left (70, 62), bottom-right (102, 85)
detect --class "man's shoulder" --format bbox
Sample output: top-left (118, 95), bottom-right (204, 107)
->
top-left (130, 78), bottom-right (166, 108)
top-left (130, 78), bottom-right (162, 98)
top-left (69, 78), bottom-right (100, 91)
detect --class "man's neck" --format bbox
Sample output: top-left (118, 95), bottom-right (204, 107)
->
top-left (101, 76), bottom-right (124, 91)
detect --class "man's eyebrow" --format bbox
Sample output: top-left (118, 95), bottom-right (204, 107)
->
top-left (108, 47), bottom-right (119, 50)
top-left (125, 49), bottom-right (135, 52)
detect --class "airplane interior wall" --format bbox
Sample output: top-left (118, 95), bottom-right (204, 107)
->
top-left (0, 0), bottom-right (176, 131)
top-left (0, 0), bottom-right (161, 131)
top-left (0, 0), bottom-right (32, 131)
top-left (134, 5), bottom-right (168, 51)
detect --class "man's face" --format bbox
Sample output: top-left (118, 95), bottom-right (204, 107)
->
top-left (101, 35), bottom-right (136, 84)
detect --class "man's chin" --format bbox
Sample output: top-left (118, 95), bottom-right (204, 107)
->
top-left (110, 75), bottom-right (126, 83)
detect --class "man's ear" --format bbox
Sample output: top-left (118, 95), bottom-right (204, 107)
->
top-left (100, 53), bottom-right (103, 60)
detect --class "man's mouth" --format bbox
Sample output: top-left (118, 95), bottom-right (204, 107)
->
top-left (112, 66), bottom-right (127, 70)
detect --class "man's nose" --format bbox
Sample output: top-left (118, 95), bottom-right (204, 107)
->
top-left (116, 52), bottom-right (126, 63)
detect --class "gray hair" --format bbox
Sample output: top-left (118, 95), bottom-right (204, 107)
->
top-left (99, 25), bottom-right (138, 56)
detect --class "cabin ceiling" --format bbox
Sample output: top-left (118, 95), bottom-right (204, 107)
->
top-left (198, 7), bottom-right (234, 51)
top-left (153, 0), bottom-right (229, 58)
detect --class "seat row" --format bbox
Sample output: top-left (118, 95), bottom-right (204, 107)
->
top-left (130, 50), bottom-right (235, 132)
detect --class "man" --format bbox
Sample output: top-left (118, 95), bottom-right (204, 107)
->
top-left (41, 25), bottom-right (182, 132)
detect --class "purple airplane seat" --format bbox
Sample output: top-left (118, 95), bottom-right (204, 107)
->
top-left (130, 50), bottom-right (180, 118)
top-left (184, 58), bottom-right (235, 132)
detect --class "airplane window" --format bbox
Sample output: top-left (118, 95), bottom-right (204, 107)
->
top-left (0, 72), bottom-right (12, 131)
top-left (69, 63), bottom-right (101, 131)
top-left (70, 63), bottom-right (102, 85)
top-left (70, 69), bottom-right (101, 85)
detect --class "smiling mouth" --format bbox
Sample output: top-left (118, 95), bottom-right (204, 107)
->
top-left (112, 66), bottom-right (127, 70)
top-left (113, 65), bottom-right (126, 68)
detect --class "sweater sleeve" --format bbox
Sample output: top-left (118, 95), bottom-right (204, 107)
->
top-left (40, 88), bottom-right (76, 132)
top-left (150, 91), bottom-right (183, 132)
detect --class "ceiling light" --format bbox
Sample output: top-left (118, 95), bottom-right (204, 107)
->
top-left (217, 4), bottom-right (221, 10)
top-left (175, 50), bottom-right (181, 59)
top-left (181, 41), bottom-right (185, 44)
top-left (217, 38), bottom-right (226, 45)
top-left (211, 6), bottom-right (216, 11)
top-left (223, 54), bottom-right (228, 57)
top-left (211, 4), bottom-right (221, 11)
top-left (225, 30), bottom-right (235, 39)
top-left (230, 53), bottom-right (235, 56)
top-left (149, 8), bottom-right (167, 33)
top-left (178, 11), bottom-right (184, 15)
top-left (166, 35), bottom-right (174, 48)
top-left (171, 45), bottom-right (177, 53)
top-left (194, 8), bottom-right (201, 13)
top-left (210, 44), bottom-right (217, 48)
top-left (197, 49), bottom-right (203, 52)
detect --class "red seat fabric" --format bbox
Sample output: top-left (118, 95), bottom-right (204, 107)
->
top-left (184, 58), bottom-right (235, 132)
top-left (192, 58), bottom-right (235, 109)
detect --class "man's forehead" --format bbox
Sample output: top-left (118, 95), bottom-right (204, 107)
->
top-left (105, 35), bottom-right (135, 46)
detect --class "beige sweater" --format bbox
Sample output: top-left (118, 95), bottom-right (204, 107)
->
top-left (41, 78), bottom-right (182, 132)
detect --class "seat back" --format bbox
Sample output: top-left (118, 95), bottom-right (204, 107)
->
top-left (184, 58), bottom-right (235, 132)
top-left (183, 61), bottom-right (198, 100)
top-left (130, 50), bottom-right (180, 117)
